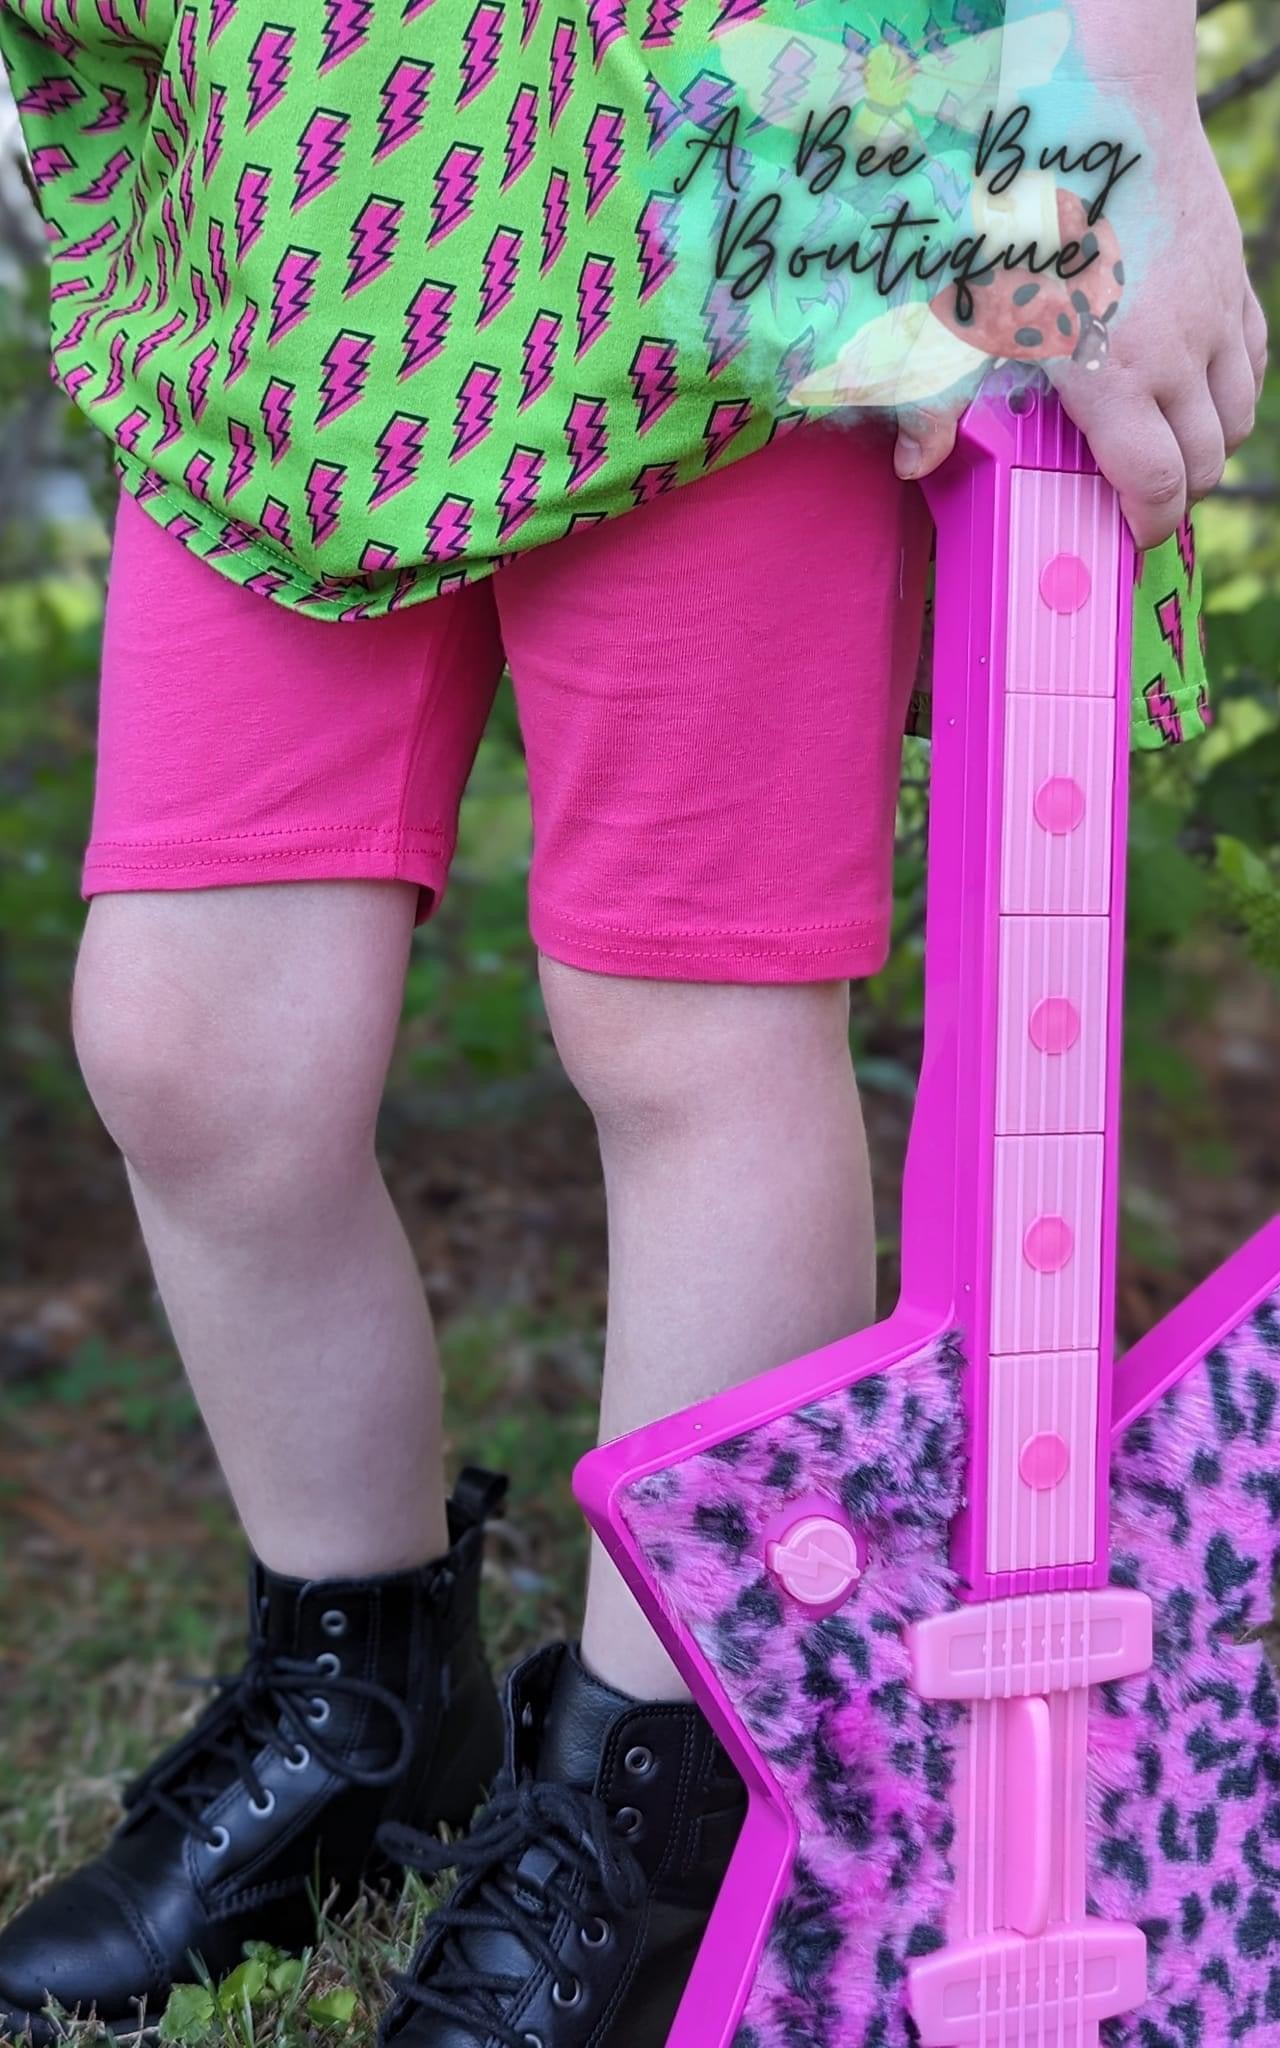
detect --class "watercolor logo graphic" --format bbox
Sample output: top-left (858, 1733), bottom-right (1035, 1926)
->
top-left (645, 0), bottom-right (1142, 425)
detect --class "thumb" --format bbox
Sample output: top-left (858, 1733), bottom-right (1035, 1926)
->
top-left (894, 406), bottom-right (961, 480)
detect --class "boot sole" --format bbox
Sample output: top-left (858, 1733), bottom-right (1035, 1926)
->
top-left (0, 1819), bottom-right (472, 2045)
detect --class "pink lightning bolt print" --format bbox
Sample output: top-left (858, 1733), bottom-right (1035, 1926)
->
top-left (430, 142), bottom-right (483, 244)
top-left (294, 108), bottom-right (350, 210)
top-left (459, 1), bottom-right (503, 107)
top-left (305, 458), bottom-right (347, 545)
top-left (564, 393), bottom-right (608, 488)
top-left (452, 365), bottom-right (501, 459)
top-left (1155, 591), bottom-right (1185, 674)
top-left (0, 0), bottom-right (1217, 719)
top-left (576, 254), bottom-right (613, 358)
top-left (227, 419), bottom-right (256, 497)
top-left (321, 0), bottom-right (372, 72)
top-left (246, 24), bottom-right (293, 129)
top-left (401, 280), bottom-right (455, 380)
top-left (425, 493), bottom-right (474, 564)
top-left (347, 197), bottom-right (404, 295)
top-left (630, 336), bottom-right (680, 432)
top-left (583, 105), bottom-right (625, 216)
top-left (316, 331), bottom-right (376, 427)
top-left (261, 376), bottom-right (295, 463)
top-left (504, 83), bottom-right (538, 190)
top-left (370, 412), bottom-right (429, 506)
top-left (479, 226), bottom-right (522, 327)
top-left (225, 301), bottom-right (259, 387)
top-left (377, 57), bottom-right (432, 160)
top-left (521, 309), bottom-right (562, 407)
top-left (1143, 675), bottom-right (1184, 746)
top-left (268, 247), bottom-right (320, 345)
top-left (496, 444), bottom-right (545, 539)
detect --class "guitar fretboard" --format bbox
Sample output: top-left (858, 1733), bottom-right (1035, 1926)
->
top-left (903, 390), bottom-right (1134, 1604)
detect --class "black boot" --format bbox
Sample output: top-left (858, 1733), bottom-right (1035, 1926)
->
top-left (377, 1642), bottom-right (747, 2048)
top-left (0, 1470), bottom-right (509, 2042)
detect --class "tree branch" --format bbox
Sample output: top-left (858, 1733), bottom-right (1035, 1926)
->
top-left (1199, 43), bottom-right (1280, 117)
top-left (1211, 481), bottom-right (1280, 503)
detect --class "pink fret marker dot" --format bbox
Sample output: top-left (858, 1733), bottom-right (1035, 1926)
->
top-left (1029, 996), bottom-right (1081, 1056)
top-left (1033, 775), bottom-right (1086, 835)
top-left (1023, 1214), bottom-right (1074, 1274)
top-left (1019, 1431), bottom-right (1071, 1491)
top-left (1040, 552), bottom-right (1092, 614)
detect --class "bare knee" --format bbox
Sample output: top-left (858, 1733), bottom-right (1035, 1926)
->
top-left (538, 956), bottom-right (851, 1139)
top-left (72, 896), bottom-right (395, 1210)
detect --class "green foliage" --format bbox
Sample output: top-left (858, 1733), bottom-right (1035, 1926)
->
top-left (1213, 834), bottom-right (1280, 973)
top-left (21, 1334), bottom-right (202, 1437)
top-left (154, 1941), bottom-right (363, 2046)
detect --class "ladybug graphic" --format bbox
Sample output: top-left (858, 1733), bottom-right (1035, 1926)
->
top-left (790, 181), bottom-right (1128, 412)
top-left (932, 186), bottom-right (1125, 372)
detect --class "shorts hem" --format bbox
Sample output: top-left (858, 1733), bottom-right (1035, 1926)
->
top-left (529, 901), bottom-right (891, 984)
top-left (82, 837), bottom-right (450, 927)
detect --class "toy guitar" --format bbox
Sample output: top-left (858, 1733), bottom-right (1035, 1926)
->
top-left (575, 385), bottom-right (1280, 2047)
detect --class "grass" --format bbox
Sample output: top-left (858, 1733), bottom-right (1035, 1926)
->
top-left (0, 1295), bottom-right (603, 2047)
top-left (25, 1909), bottom-right (436, 2048)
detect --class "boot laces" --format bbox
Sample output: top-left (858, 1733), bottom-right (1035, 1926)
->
top-left (379, 1777), bottom-right (646, 2048)
top-left (120, 1643), bottom-right (416, 1847)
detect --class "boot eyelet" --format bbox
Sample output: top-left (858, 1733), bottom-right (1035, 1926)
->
top-left (205, 1825), bottom-right (231, 1854)
top-left (523, 2036), bottom-right (544, 2048)
top-left (249, 1788), bottom-right (277, 1818)
top-left (614, 1806), bottom-right (643, 1838)
top-left (624, 1745), bottom-right (655, 1778)
top-left (580, 1917), bottom-right (611, 1950)
top-left (284, 1743), bottom-right (311, 1772)
top-left (320, 1608), bottom-right (348, 1638)
top-left (552, 1978), bottom-right (583, 2010)
top-left (307, 1696), bottom-right (331, 1727)
top-left (521, 1703), bottom-right (535, 1730)
top-left (314, 1651), bottom-right (341, 1678)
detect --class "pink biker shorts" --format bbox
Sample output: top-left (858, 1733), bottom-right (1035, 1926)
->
top-left (88, 420), bottom-right (933, 983)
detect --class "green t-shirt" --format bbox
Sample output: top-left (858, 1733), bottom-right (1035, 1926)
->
top-left (2, 0), bottom-right (1210, 746)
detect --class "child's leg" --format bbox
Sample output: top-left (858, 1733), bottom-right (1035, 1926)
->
top-left (72, 878), bottom-right (449, 1577)
top-left (69, 491), bottom-right (507, 1574)
top-left (0, 497), bottom-right (513, 2042)
top-left (541, 964), bottom-right (875, 1699)
top-left (489, 421), bottom-right (931, 1707)
top-left (378, 422), bottom-right (931, 2048)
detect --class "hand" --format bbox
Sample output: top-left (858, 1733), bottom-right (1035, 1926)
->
top-left (894, 128), bottom-right (1269, 548)
top-left (1049, 126), bottom-right (1268, 548)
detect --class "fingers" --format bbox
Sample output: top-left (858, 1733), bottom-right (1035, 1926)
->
top-left (1063, 389), bottom-right (1188, 550)
top-left (1207, 342), bottom-right (1258, 459)
top-left (1243, 281), bottom-right (1270, 400)
top-left (1161, 389), bottom-right (1226, 507)
top-left (1203, 282), bottom-right (1266, 475)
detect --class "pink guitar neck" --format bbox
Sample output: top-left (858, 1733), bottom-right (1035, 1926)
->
top-left (574, 388), bottom-right (1280, 2048)
top-left (900, 392), bottom-right (1147, 2043)
top-left (915, 390), bottom-right (1132, 1603)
